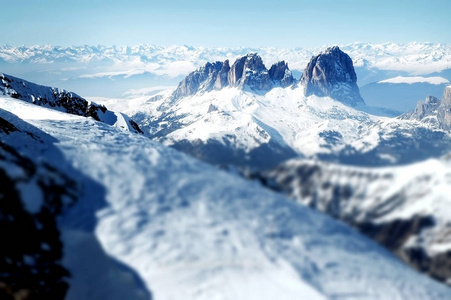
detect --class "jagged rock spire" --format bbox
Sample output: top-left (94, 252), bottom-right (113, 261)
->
top-left (300, 46), bottom-right (365, 107)
top-left (268, 61), bottom-right (295, 88)
top-left (171, 54), bottom-right (296, 100)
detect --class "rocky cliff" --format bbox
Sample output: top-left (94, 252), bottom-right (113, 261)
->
top-left (300, 46), bottom-right (365, 107)
top-left (402, 86), bottom-right (451, 131)
top-left (170, 54), bottom-right (295, 100)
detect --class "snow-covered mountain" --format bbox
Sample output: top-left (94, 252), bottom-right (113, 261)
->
top-left (253, 153), bottom-right (451, 285)
top-left (1, 42), bottom-right (450, 109)
top-left (0, 72), bottom-right (143, 133)
top-left (1, 95), bottom-right (451, 299)
top-left (401, 86), bottom-right (451, 131)
top-left (123, 48), bottom-right (451, 170)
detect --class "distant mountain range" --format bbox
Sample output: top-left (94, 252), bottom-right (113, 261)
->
top-left (1, 42), bottom-right (450, 111)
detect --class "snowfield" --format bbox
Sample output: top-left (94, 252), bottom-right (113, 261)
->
top-left (111, 83), bottom-right (451, 170)
top-left (379, 76), bottom-right (450, 85)
top-left (1, 97), bottom-right (450, 299)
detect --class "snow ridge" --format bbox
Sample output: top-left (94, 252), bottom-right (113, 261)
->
top-left (0, 72), bottom-right (143, 134)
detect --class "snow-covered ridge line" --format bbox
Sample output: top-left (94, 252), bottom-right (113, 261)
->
top-left (0, 72), bottom-right (143, 134)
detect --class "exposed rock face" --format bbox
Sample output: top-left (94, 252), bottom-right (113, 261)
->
top-left (229, 53), bottom-right (273, 91)
top-left (171, 54), bottom-right (296, 101)
top-left (172, 61), bottom-right (224, 99)
top-left (1, 73), bottom-right (106, 121)
top-left (401, 95), bottom-right (441, 127)
top-left (402, 86), bottom-right (451, 131)
top-left (214, 60), bottom-right (230, 90)
top-left (438, 86), bottom-right (451, 130)
top-left (300, 46), bottom-right (365, 107)
top-left (268, 61), bottom-right (295, 87)
top-left (413, 95), bottom-right (441, 119)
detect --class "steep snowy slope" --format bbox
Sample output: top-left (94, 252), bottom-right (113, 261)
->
top-left (254, 154), bottom-right (451, 285)
top-left (1, 97), bottom-right (450, 299)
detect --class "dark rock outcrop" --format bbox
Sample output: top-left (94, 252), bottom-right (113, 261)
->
top-left (1, 73), bottom-right (106, 121)
top-left (214, 60), bottom-right (231, 90)
top-left (300, 46), bottom-right (365, 107)
top-left (268, 61), bottom-right (295, 87)
top-left (172, 61), bottom-right (224, 99)
top-left (228, 53), bottom-right (273, 91)
top-left (0, 73), bottom-right (143, 134)
top-left (0, 120), bottom-right (78, 299)
top-left (171, 54), bottom-right (296, 101)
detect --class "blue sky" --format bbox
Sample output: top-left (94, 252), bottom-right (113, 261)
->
top-left (3, 0), bottom-right (450, 47)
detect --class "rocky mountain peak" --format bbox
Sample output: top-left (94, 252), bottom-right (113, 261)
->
top-left (228, 53), bottom-right (273, 91)
top-left (172, 61), bottom-right (224, 99)
top-left (402, 86), bottom-right (451, 131)
top-left (214, 59), bottom-right (230, 90)
top-left (268, 61), bottom-right (295, 87)
top-left (172, 53), bottom-right (294, 100)
top-left (413, 95), bottom-right (440, 118)
top-left (300, 46), bottom-right (365, 107)
top-left (400, 95), bottom-right (441, 126)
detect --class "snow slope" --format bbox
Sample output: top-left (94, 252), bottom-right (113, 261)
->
top-left (0, 72), bottom-right (142, 134)
top-left (1, 97), bottom-right (450, 299)
top-left (0, 106), bottom-right (149, 299)
top-left (257, 155), bottom-right (451, 284)
top-left (122, 84), bottom-right (451, 169)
